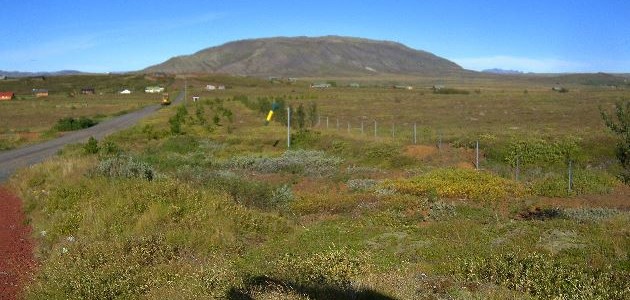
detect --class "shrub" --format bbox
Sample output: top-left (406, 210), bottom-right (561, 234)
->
top-left (273, 248), bottom-right (368, 289)
top-left (95, 155), bottom-right (156, 181)
top-left (456, 252), bottom-right (629, 299)
top-left (346, 179), bottom-right (379, 192)
top-left (386, 168), bottom-right (525, 201)
top-left (530, 169), bottom-right (618, 197)
top-left (433, 88), bottom-right (470, 95)
top-left (224, 150), bottom-right (342, 176)
top-left (601, 100), bottom-right (630, 183)
top-left (504, 137), bottom-right (583, 167)
top-left (84, 137), bottom-right (99, 154)
top-left (54, 117), bottom-right (97, 131)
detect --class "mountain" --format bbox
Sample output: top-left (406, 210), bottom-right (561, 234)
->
top-left (144, 36), bottom-right (464, 76)
top-left (0, 70), bottom-right (87, 78)
top-left (482, 68), bottom-right (524, 75)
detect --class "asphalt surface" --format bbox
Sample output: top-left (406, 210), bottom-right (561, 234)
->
top-left (0, 91), bottom-right (184, 182)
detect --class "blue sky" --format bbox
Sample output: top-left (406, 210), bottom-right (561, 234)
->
top-left (1, 0), bottom-right (629, 73)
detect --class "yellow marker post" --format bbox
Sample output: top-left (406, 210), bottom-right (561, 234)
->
top-left (266, 110), bottom-right (274, 122)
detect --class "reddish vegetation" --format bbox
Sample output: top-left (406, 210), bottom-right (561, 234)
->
top-left (0, 186), bottom-right (35, 300)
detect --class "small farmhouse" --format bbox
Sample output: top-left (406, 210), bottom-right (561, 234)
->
top-left (0, 75), bottom-right (6, 80)
top-left (218, 85), bottom-right (226, 90)
top-left (119, 89), bottom-right (132, 94)
top-left (33, 89), bottom-right (49, 97)
top-left (0, 91), bottom-right (14, 100)
top-left (311, 83), bottom-right (331, 89)
top-left (206, 84), bottom-right (216, 91)
top-left (145, 86), bottom-right (165, 93)
top-left (81, 87), bottom-right (95, 95)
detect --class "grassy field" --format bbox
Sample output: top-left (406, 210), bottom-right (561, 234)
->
top-left (0, 74), bottom-right (173, 150)
top-left (6, 73), bottom-right (630, 299)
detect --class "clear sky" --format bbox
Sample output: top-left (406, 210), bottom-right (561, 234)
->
top-left (1, 0), bottom-right (629, 73)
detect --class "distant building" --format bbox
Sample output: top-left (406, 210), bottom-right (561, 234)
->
top-left (394, 85), bottom-right (413, 90)
top-left (310, 83), bottom-right (331, 89)
top-left (192, 96), bottom-right (200, 102)
top-left (81, 87), bottom-right (95, 95)
top-left (119, 89), bottom-right (132, 94)
top-left (218, 85), bottom-right (226, 90)
top-left (145, 86), bottom-right (165, 93)
top-left (288, 77), bottom-right (298, 83)
top-left (0, 91), bottom-right (14, 100)
top-left (349, 83), bottom-right (360, 88)
top-left (32, 89), bottom-right (49, 97)
top-left (432, 85), bottom-right (445, 91)
top-left (206, 84), bottom-right (216, 91)
top-left (0, 75), bottom-right (6, 80)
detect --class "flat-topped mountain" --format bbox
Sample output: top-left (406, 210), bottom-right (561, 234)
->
top-left (143, 36), bottom-right (464, 76)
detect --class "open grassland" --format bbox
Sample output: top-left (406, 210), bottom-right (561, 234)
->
top-left (0, 74), bottom-right (173, 149)
top-left (7, 74), bottom-right (630, 299)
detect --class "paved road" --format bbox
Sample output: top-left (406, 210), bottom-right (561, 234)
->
top-left (0, 91), bottom-right (184, 181)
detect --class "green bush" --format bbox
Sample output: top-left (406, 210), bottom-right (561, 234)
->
top-left (433, 88), bottom-right (470, 95)
top-left (504, 137), bottom-right (583, 167)
top-left (530, 169), bottom-right (618, 197)
top-left (457, 252), bottom-right (629, 299)
top-left (224, 150), bottom-right (342, 176)
top-left (54, 117), bottom-right (97, 131)
top-left (387, 168), bottom-right (526, 201)
top-left (95, 155), bottom-right (156, 181)
top-left (84, 137), bottom-right (99, 154)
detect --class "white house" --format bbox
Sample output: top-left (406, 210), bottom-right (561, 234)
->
top-left (119, 89), bottom-right (132, 94)
top-left (218, 85), bottom-right (225, 90)
top-left (206, 84), bottom-right (216, 91)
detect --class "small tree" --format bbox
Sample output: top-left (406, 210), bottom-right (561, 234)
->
top-left (84, 136), bottom-right (99, 154)
top-left (296, 103), bottom-right (306, 130)
top-left (601, 100), bottom-right (630, 183)
top-left (307, 102), bottom-right (318, 127)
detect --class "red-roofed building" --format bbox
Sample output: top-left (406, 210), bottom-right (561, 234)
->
top-left (0, 91), bottom-right (14, 100)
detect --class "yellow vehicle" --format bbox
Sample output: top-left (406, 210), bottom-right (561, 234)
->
top-left (161, 93), bottom-right (171, 106)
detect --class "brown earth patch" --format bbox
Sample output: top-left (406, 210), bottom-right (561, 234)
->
top-left (0, 186), bottom-right (35, 300)
top-left (403, 145), bottom-right (438, 160)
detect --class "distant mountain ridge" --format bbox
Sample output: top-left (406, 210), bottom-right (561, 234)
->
top-left (0, 70), bottom-right (87, 77)
top-left (482, 68), bottom-right (524, 75)
top-left (144, 36), bottom-right (464, 76)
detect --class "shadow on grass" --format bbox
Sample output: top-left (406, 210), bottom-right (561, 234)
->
top-left (227, 275), bottom-right (397, 300)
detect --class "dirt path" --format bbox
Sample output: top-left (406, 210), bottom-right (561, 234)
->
top-left (0, 186), bottom-right (35, 300)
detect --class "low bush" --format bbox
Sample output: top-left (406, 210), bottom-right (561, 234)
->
top-left (433, 88), bottom-right (470, 95)
top-left (386, 168), bottom-right (525, 201)
top-left (54, 117), bottom-right (97, 131)
top-left (95, 155), bottom-right (156, 181)
top-left (347, 179), bottom-right (379, 192)
top-left (272, 248), bottom-right (368, 291)
top-left (291, 192), bottom-right (363, 215)
top-left (456, 252), bottom-right (629, 299)
top-left (224, 150), bottom-right (342, 176)
top-left (529, 169), bottom-right (618, 197)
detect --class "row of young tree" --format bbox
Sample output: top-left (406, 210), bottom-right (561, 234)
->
top-left (236, 95), bottom-right (318, 130)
